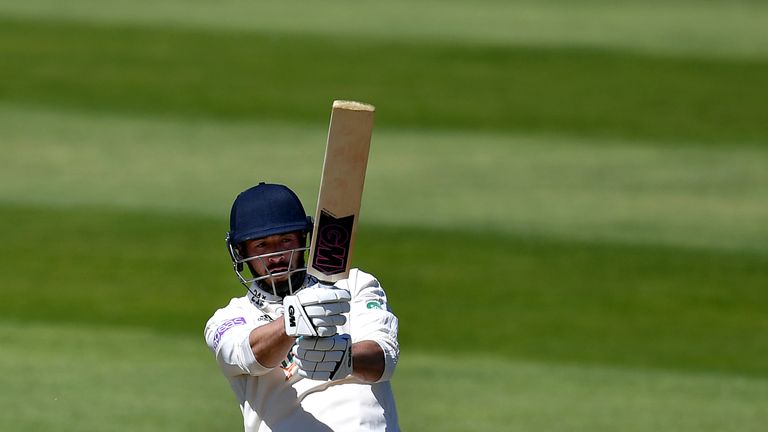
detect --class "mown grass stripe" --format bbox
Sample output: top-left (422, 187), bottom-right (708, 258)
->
top-left (3, 104), bottom-right (767, 254)
top-left (2, 204), bottom-right (766, 377)
top-left (1, 321), bottom-right (766, 432)
top-left (2, 0), bottom-right (768, 59)
top-left (1, 17), bottom-right (767, 142)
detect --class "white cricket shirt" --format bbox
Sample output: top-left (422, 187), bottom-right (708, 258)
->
top-left (204, 269), bottom-right (400, 432)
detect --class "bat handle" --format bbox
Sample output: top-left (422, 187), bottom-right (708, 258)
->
top-left (305, 274), bottom-right (336, 290)
top-left (318, 280), bottom-right (336, 289)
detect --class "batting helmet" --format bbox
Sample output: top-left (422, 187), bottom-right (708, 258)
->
top-left (228, 182), bottom-right (313, 244)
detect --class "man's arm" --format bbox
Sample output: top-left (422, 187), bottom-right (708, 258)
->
top-left (346, 270), bottom-right (400, 383)
top-left (248, 317), bottom-right (295, 368)
top-left (251, 321), bottom-right (386, 380)
top-left (352, 340), bottom-right (385, 382)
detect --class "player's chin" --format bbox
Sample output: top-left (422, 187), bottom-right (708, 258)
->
top-left (266, 274), bottom-right (289, 284)
top-left (261, 266), bottom-right (286, 279)
top-left (268, 273), bottom-right (294, 289)
top-left (255, 268), bottom-right (305, 293)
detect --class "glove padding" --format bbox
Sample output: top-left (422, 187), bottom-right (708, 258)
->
top-left (283, 285), bottom-right (351, 337)
top-left (293, 334), bottom-right (353, 381)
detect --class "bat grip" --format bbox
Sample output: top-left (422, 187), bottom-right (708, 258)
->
top-left (317, 280), bottom-right (336, 289)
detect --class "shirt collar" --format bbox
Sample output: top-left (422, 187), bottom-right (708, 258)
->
top-left (247, 283), bottom-right (284, 307)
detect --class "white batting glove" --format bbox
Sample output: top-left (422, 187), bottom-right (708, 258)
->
top-left (293, 334), bottom-right (353, 381)
top-left (283, 285), bottom-right (350, 337)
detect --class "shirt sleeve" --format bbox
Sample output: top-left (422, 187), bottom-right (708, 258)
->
top-left (345, 270), bottom-right (400, 383)
top-left (203, 299), bottom-right (274, 377)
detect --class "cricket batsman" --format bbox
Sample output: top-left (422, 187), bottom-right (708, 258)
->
top-left (204, 183), bottom-right (400, 431)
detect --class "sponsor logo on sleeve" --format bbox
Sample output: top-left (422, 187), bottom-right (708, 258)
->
top-left (212, 317), bottom-right (247, 349)
top-left (366, 300), bottom-right (383, 309)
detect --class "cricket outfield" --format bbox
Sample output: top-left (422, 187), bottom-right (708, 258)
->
top-left (0, 1), bottom-right (766, 431)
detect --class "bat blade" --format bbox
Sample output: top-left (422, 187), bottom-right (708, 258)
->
top-left (307, 100), bottom-right (375, 283)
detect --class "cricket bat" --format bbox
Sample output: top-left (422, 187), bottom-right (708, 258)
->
top-left (307, 100), bottom-right (375, 284)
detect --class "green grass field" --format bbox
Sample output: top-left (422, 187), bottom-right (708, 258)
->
top-left (1, 1), bottom-right (767, 431)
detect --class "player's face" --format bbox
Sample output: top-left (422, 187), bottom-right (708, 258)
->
top-left (242, 232), bottom-right (304, 284)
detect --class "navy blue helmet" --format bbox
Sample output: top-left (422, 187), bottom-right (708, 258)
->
top-left (228, 182), bottom-right (312, 244)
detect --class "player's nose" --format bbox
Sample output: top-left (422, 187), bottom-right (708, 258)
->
top-left (267, 253), bottom-right (286, 264)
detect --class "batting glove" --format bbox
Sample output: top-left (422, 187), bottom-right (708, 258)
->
top-left (293, 334), bottom-right (353, 381)
top-left (283, 285), bottom-right (350, 337)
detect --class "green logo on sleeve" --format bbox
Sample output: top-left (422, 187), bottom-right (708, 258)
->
top-left (366, 300), bottom-right (382, 309)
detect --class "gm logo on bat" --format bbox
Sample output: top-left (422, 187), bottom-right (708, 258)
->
top-left (313, 211), bottom-right (355, 276)
top-left (288, 305), bottom-right (296, 327)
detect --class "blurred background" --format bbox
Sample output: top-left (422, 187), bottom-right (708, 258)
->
top-left (1, 1), bottom-right (767, 430)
